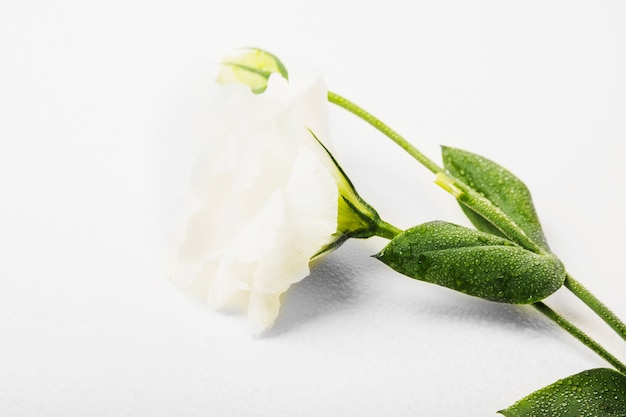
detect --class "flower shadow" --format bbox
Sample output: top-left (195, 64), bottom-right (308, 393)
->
top-left (421, 295), bottom-right (554, 333)
top-left (269, 242), bottom-right (374, 336)
top-left (266, 240), bottom-right (559, 338)
top-left (390, 278), bottom-right (561, 338)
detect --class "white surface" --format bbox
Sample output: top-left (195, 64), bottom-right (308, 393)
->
top-left (2, 1), bottom-right (625, 416)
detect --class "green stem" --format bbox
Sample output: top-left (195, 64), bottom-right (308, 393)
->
top-left (374, 219), bottom-right (403, 240)
top-left (565, 274), bottom-right (626, 342)
top-left (533, 302), bottom-right (626, 374)
top-left (329, 91), bottom-right (543, 254)
top-left (327, 91), bottom-right (443, 174)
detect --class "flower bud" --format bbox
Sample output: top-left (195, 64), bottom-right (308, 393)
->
top-left (218, 48), bottom-right (289, 93)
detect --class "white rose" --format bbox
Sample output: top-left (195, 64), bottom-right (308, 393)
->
top-left (169, 62), bottom-right (339, 334)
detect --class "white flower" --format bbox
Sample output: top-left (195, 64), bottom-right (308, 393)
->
top-left (169, 59), bottom-right (339, 334)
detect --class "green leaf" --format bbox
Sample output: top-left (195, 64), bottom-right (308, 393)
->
top-left (442, 146), bottom-right (550, 252)
top-left (375, 221), bottom-right (565, 304)
top-left (499, 368), bottom-right (626, 416)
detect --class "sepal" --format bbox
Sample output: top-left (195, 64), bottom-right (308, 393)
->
top-left (310, 130), bottom-right (392, 258)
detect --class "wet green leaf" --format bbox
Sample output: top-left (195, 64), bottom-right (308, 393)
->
top-left (375, 221), bottom-right (565, 303)
top-left (499, 368), bottom-right (626, 416)
top-left (442, 146), bottom-right (550, 252)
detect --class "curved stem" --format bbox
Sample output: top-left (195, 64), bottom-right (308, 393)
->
top-left (329, 91), bottom-right (544, 254)
top-left (565, 274), bottom-right (626, 342)
top-left (328, 88), bottom-right (626, 365)
top-left (533, 302), bottom-right (626, 374)
top-left (327, 91), bottom-right (443, 174)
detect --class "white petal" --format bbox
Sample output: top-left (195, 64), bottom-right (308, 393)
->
top-left (209, 260), bottom-right (252, 310)
top-left (247, 290), bottom-right (282, 335)
top-left (228, 189), bottom-right (286, 265)
top-left (252, 147), bottom-right (338, 295)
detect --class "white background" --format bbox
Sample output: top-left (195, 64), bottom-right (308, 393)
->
top-left (2, 0), bottom-right (626, 416)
